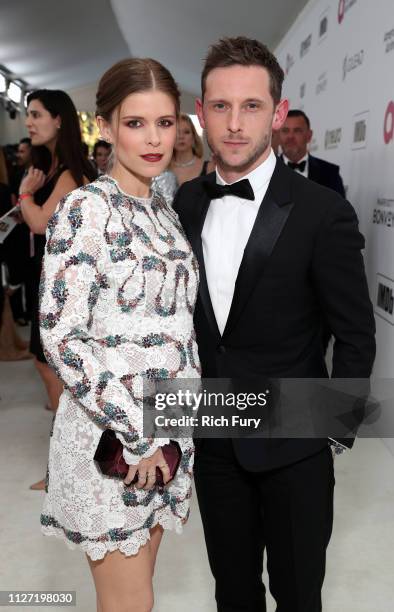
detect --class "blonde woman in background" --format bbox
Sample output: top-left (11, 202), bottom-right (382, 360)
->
top-left (170, 113), bottom-right (206, 184)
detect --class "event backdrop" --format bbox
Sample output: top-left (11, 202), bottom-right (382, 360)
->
top-left (276, 0), bottom-right (394, 381)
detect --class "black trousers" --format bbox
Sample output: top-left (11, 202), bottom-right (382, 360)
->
top-left (194, 439), bottom-right (335, 612)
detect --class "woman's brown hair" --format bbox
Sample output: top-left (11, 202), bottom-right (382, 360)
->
top-left (96, 58), bottom-right (180, 122)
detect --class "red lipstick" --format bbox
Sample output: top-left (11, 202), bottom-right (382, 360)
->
top-left (141, 154), bottom-right (163, 162)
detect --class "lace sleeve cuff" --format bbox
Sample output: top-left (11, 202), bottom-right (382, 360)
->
top-left (122, 439), bottom-right (170, 465)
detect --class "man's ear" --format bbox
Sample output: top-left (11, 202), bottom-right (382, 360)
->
top-left (96, 116), bottom-right (113, 144)
top-left (272, 99), bottom-right (289, 131)
top-left (307, 129), bottom-right (313, 144)
top-left (195, 98), bottom-right (206, 130)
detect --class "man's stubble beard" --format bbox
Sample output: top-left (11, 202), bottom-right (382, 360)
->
top-left (207, 131), bottom-right (271, 175)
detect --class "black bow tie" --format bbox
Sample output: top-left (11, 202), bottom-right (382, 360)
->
top-left (287, 160), bottom-right (307, 172)
top-left (204, 178), bottom-right (254, 201)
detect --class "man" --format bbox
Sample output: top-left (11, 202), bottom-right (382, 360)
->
top-left (279, 109), bottom-right (345, 196)
top-left (16, 137), bottom-right (32, 170)
top-left (7, 138), bottom-right (32, 325)
top-left (173, 37), bottom-right (375, 612)
top-left (9, 138), bottom-right (32, 198)
top-left (92, 139), bottom-right (111, 175)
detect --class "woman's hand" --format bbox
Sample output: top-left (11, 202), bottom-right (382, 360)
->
top-left (124, 447), bottom-right (171, 490)
top-left (19, 167), bottom-right (46, 195)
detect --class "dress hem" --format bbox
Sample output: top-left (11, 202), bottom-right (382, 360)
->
top-left (41, 515), bottom-right (185, 561)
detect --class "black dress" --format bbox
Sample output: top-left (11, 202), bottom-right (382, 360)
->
top-left (30, 167), bottom-right (67, 362)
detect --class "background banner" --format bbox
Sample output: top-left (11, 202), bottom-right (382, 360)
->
top-left (275, 0), bottom-right (394, 382)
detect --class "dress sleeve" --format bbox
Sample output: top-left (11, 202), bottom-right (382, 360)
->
top-left (39, 189), bottom-right (168, 464)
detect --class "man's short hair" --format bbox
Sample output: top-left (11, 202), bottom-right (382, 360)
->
top-left (93, 139), bottom-right (112, 158)
top-left (19, 137), bottom-right (31, 147)
top-left (201, 36), bottom-right (284, 104)
top-left (286, 110), bottom-right (311, 129)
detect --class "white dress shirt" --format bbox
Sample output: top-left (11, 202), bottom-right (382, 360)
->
top-left (282, 153), bottom-right (309, 178)
top-left (201, 149), bottom-right (277, 335)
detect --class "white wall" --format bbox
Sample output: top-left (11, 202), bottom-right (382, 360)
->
top-left (275, 0), bottom-right (394, 450)
top-left (276, 0), bottom-right (394, 378)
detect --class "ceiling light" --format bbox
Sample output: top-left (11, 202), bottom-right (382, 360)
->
top-left (0, 73), bottom-right (6, 94)
top-left (7, 81), bottom-right (22, 104)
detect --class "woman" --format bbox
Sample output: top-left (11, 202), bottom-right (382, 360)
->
top-left (39, 58), bottom-right (199, 612)
top-left (170, 113), bottom-right (206, 184)
top-left (19, 90), bottom-right (97, 489)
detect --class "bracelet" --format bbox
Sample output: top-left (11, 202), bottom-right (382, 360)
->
top-left (17, 192), bottom-right (32, 206)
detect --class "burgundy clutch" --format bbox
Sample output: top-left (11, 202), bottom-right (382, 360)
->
top-left (94, 429), bottom-right (181, 487)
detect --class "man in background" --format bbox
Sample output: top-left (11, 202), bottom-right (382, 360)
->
top-left (92, 139), bottom-right (111, 175)
top-left (7, 138), bottom-right (33, 325)
top-left (9, 138), bottom-right (32, 199)
top-left (16, 138), bottom-right (32, 171)
top-left (280, 109), bottom-right (345, 196)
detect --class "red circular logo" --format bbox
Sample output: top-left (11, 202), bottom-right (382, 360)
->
top-left (338, 0), bottom-right (345, 23)
top-left (384, 101), bottom-right (394, 144)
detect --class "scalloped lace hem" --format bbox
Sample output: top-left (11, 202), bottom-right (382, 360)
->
top-left (41, 515), bottom-right (184, 561)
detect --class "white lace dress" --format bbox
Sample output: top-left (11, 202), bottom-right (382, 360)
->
top-left (39, 175), bottom-right (200, 560)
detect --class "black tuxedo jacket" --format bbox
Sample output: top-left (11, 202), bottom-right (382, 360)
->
top-left (308, 154), bottom-right (346, 197)
top-left (173, 162), bottom-right (375, 471)
top-left (280, 154), bottom-right (345, 197)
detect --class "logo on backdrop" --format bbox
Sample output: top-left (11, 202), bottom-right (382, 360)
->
top-left (325, 128), bottom-right (342, 149)
top-left (384, 101), bottom-right (394, 144)
top-left (319, 9), bottom-right (329, 42)
top-left (300, 34), bottom-right (312, 58)
top-left (285, 53), bottom-right (295, 75)
top-left (372, 198), bottom-right (394, 228)
top-left (338, 0), bottom-right (357, 24)
top-left (316, 72), bottom-right (328, 95)
top-left (342, 50), bottom-right (364, 80)
top-left (384, 29), bottom-right (394, 54)
top-left (310, 136), bottom-right (319, 153)
top-left (300, 82), bottom-right (306, 99)
top-left (352, 111), bottom-right (368, 150)
top-left (375, 273), bottom-right (394, 325)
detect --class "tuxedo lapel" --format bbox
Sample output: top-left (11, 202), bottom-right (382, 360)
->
top-left (189, 174), bottom-right (221, 339)
top-left (223, 162), bottom-right (294, 337)
top-left (307, 155), bottom-right (321, 183)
